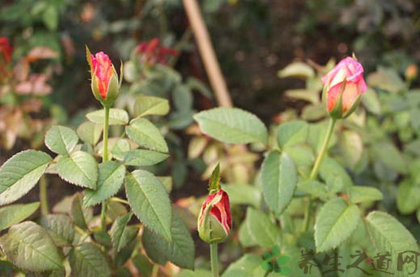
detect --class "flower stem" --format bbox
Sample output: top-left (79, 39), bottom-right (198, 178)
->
top-left (210, 243), bottom-right (219, 277)
top-left (303, 118), bottom-right (336, 231)
top-left (100, 105), bottom-right (111, 231)
top-left (39, 175), bottom-right (49, 215)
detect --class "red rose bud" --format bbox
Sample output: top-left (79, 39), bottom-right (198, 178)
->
top-left (0, 37), bottom-right (13, 63)
top-left (405, 64), bottom-right (418, 81)
top-left (322, 56), bottom-right (367, 119)
top-left (197, 190), bottom-right (232, 244)
top-left (86, 47), bottom-right (121, 106)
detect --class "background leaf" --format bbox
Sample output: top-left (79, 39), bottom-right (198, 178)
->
top-left (77, 122), bottom-right (103, 145)
top-left (243, 208), bottom-right (281, 247)
top-left (277, 120), bottom-right (308, 148)
top-left (123, 149), bottom-right (169, 166)
top-left (39, 214), bottom-right (75, 247)
top-left (194, 107), bottom-right (268, 144)
top-left (133, 95), bottom-right (170, 117)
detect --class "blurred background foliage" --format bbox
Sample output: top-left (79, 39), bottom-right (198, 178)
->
top-left (1, 0), bottom-right (420, 275)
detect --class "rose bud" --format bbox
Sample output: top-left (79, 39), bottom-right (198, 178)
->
top-left (86, 47), bottom-right (121, 106)
top-left (322, 56), bottom-right (367, 119)
top-left (197, 189), bottom-right (232, 244)
top-left (405, 64), bottom-right (418, 81)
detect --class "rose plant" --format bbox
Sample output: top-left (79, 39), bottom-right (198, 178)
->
top-left (185, 56), bottom-right (419, 276)
top-left (0, 48), bottom-right (195, 277)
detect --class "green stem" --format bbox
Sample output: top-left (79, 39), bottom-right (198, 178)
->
top-left (100, 105), bottom-right (111, 231)
top-left (303, 118), bottom-right (336, 231)
top-left (210, 243), bottom-right (219, 277)
top-left (39, 175), bottom-right (49, 215)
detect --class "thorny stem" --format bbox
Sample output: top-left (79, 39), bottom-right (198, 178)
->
top-left (210, 243), bottom-right (219, 277)
top-left (303, 118), bottom-right (336, 231)
top-left (100, 105), bottom-right (111, 231)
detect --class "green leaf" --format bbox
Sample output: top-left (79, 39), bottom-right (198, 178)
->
top-left (179, 269), bottom-right (212, 277)
top-left (277, 120), bottom-right (308, 148)
top-left (57, 151), bottom-right (98, 189)
top-left (123, 149), bottom-right (169, 166)
top-left (278, 62), bottom-right (315, 79)
top-left (71, 193), bottom-right (93, 230)
top-left (315, 198), bottom-right (360, 252)
top-left (39, 214), bottom-right (75, 247)
top-left (69, 243), bottom-right (111, 277)
top-left (84, 161), bottom-right (126, 207)
top-left (244, 208), bottom-right (281, 247)
top-left (111, 139), bottom-right (131, 160)
top-left (222, 184), bottom-right (261, 208)
top-left (261, 151), bottom-right (297, 215)
top-left (143, 213), bottom-right (194, 270)
top-left (284, 144), bottom-right (315, 167)
top-left (319, 157), bottom-right (353, 188)
top-left (43, 6), bottom-right (58, 31)
top-left (0, 150), bottom-right (52, 205)
top-left (0, 202), bottom-right (40, 230)
top-left (109, 213), bottom-right (133, 252)
top-left (126, 118), bottom-right (168, 153)
top-left (125, 170), bottom-right (172, 241)
top-left (222, 254), bottom-right (265, 277)
top-left (372, 141), bottom-right (407, 174)
top-left (362, 88), bottom-right (381, 115)
top-left (173, 85), bottom-right (193, 112)
top-left (366, 211), bottom-right (419, 275)
top-left (338, 130), bottom-right (363, 169)
top-left (194, 107), bottom-right (268, 144)
top-left (86, 108), bottom-right (129, 125)
top-left (77, 122), bottom-right (103, 145)
top-left (297, 180), bottom-right (329, 201)
top-left (397, 181), bottom-right (420, 214)
top-left (158, 176), bottom-right (173, 193)
top-left (45, 126), bottom-right (79, 155)
top-left (0, 221), bottom-right (62, 272)
top-left (238, 221), bottom-right (258, 247)
top-left (133, 95), bottom-right (170, 117)
top-left (348, 186), bottom-right (383, 204)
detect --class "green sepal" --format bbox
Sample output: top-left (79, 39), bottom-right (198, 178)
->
top-left (328, 80), bottom-right (346, 119)
top-left (208, 164), bottom-right (221, 194)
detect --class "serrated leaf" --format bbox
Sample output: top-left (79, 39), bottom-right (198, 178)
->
top-left (109, 213), bottom-right (133, 252)
top-left (261, 151), bottom-right (297, 215)
top-left (69, 243), bottom-right (111, 277)
top-left (348, 186), bottom-right (383, 204)
top-left (0, 150), bottom-right (52, 205)
top-left (39, 214), bottom-right (75, 247)
top-left (86, 109), bottom-right (129, 125)
top-left (125, 170), bottom-right (172, 241)
top-left (0, 202), bottom-right (39, 230)
top-left (111, 139), bottom-right (131, 160)
top-left (123, 149), bottom-right (169, 166)
top-left (45, 126), bottom-right (79, 155)
top-left (0, 221), bottom-right (62, 272)
top-left (133, 95), bottom-right (170, 117)
top-left (57, 151), bottom-right (98, 189)
top-left (71, 193), bottom-right (93, 230)
top-left (244, 208), bottom-right (281, 247)
top-left (143, 213), bottom-right (194, 270)
top-left (84, 161), bottom-right (126, 207)
top-left (277, 120), bottom-right (308, 148)
top-left (76, 122), bottom-right (103, 145)
top-left (315, 198), bottom-right (360, 252)
top-left (126, 118), bottom-right (168, 153)
top-left (194, 107), bottom-right (268, 144)
top-left (366, 211), bottom-right (419, 275)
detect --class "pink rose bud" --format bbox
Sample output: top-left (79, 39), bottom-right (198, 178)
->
top-left (322, 57), bottom-right (367, 119)
top-left (197, 190), bottom-right (232, 244)
top-left (86, 47), bottom-right (121, 106)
